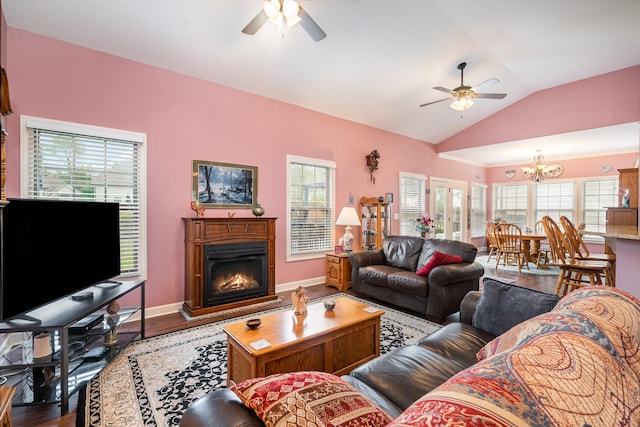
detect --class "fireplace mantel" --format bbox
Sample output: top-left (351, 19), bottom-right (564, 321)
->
top-left (183, 217), bottom-right (277, 317)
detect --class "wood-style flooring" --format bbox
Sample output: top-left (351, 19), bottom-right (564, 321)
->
top-left (15, 260), bottom-right (557, 427)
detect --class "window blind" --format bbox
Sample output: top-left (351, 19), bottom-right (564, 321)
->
top-left (494, 184), bottom-right (528, 227)
top-left (25, 122), bottom-right (144, 277)
top-left (287, 156), bottom-right (335, 259)
top-left (535, 182), bottom-right (574, 223)
top-left (583, 179), bottom-right (618, 233)
top-left (399, 173), bottom-right (426, 236)
top-left (470, 184), bottom-right (487, 237)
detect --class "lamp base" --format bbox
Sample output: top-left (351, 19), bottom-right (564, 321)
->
top-left (342, 227), bottom-right (354, 251)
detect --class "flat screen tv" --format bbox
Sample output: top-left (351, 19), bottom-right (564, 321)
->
top-left (1, 198), bottom-right (121, 321)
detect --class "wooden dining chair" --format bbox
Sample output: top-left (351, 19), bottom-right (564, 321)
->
top-left (485, 221), bottom-right (499, 262)
top-left (534, 219), bottom-right (552, 268)
top-left (494, 223), bottom-right (529, 272)
top-left (541, 216), bottom-right (612, 296)
top-left (560, 215), bottom-right (616, 286)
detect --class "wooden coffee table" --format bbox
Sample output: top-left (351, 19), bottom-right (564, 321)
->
top-left (223, 296), bottom-right (383, 386)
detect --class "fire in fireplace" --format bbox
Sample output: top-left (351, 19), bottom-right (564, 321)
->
top-left (203, 241), bottom-right (268, 307)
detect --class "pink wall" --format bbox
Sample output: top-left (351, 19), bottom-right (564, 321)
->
top-left (4, 27), bottom-right (638, 309)
top-left (4, 28), bottom-right (455, 309)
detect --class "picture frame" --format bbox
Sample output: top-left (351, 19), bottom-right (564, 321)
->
top-left (192, 160), bottom-right (257, 208)
top-left (386, 192), bottom-right (393, 203)
top-left (334, 245), bottom-right (343, 254)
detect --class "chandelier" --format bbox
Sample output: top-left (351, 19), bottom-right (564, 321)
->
top-left (521, 150), bottom-right (561, 182)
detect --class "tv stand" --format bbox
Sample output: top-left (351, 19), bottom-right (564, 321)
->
top-left (0, 280), bottom-right (145, 415)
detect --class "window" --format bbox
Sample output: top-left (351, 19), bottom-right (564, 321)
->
top-left (493, 184), bottom-right (528, 227)
top-left (21, 116), bottom-right (146, 279)
top-left (399, 172), bottom-right (427, 236)
top-left (535, 182), bottom-right (574, 223)
top-left (287, 155), bottom-right (336, 261)
top-left (583, 178), bottom-right (618, 234)
top-left (470, 184), bottom-right (487, 237)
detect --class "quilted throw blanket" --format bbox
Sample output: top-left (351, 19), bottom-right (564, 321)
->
top-left (388, 286), bottom-right (640, 427)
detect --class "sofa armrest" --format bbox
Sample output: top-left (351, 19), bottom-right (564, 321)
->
top-left (349, 250), bottom-right (385, 293)
top-left (459, 290), bottom-right (482, 325)
top-left (428, 262), bottom-right (484, 287)
top-left (180, 388), bottom-right (264, 427)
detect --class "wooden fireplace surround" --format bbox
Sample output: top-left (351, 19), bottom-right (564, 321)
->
top-left (183, 217), bottom-right (277, 317)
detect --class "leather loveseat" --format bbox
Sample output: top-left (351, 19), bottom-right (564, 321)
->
top-left (349, 236), bottom-right (484, 322)
top-left (180, 278), bottom-right (562, 427)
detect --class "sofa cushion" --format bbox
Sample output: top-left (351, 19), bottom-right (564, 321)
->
top-left (359, 265), bottom-right (403, 288)
top-left (383, 236), bottom-right (423, 271)
top-left (388, 331), bottom-right (640, 427)
top-left (387, 271), bottom-right (428, 297)
top-left (418, 322), bottom-right (495, 367)
top-left (472, 277), bottom-right (559, 336)
top-left (416, 251), bottom-right (463, 276)
top-left (230, 371), bottom-right (392, 427)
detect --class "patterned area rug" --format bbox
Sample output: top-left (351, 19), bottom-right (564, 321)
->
top-left (77, 294), bottom-right (441, 427)
top-left (476, 254), bottom-right (560, 276)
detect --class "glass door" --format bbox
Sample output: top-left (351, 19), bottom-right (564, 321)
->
top-left (432, 179), bottom-right (466, 241)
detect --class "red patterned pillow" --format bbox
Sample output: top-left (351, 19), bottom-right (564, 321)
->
top-left (231, 371), bottom-right (393, 427)
top-left (416, 251), bottom-right (463, 276)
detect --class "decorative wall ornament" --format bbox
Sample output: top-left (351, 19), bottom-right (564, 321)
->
top-left (366, 149), bottom-right (380, 184)
top-left (504, 170), bottom-right (516, 180)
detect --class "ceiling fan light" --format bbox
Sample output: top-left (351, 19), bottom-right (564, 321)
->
top-left (450, 97), bottom-right (473, 111)
top-left (285, 14), bottom-right (301, 27)
top-left (282, 0), bottom-right (299, 18)
top-left (263, 0), bottom-right (280, 19)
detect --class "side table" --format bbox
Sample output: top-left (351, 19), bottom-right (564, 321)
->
top-left (326, 252), bottom-right (352, 292)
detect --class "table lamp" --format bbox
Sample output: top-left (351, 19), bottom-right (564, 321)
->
top-left (336, 207), bottom-right (361, 251)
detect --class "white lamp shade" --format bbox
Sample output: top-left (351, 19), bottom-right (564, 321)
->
top-left (336, 207), bottom-right (361, 226)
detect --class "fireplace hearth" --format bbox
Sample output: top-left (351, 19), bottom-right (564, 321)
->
top-left (183, 217), bottom-right (277, 317)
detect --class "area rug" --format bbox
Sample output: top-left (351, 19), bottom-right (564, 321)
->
top-left (77, 294), bottom-right (441, 427)
top-left (476, 254), bottom-right (560, 276)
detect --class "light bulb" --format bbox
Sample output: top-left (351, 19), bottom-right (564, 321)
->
top-left (263, 0), bottom-right (280, 19)
top-left (282, 0), bottom-right (299, 18)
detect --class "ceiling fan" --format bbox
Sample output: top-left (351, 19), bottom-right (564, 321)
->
top-left (242, 0), bottom-right (327, 42)
top-left (419, 62), bottom-right (506, 111)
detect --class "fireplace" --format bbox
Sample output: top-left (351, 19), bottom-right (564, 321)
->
top-left (204, 241), bottom-right (268, 306)
top-left (183, 217), bottom-right (277, 317)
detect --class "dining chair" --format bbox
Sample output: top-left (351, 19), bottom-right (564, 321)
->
top-left (485, 221), bottom-right (499, 262)
top-left (541, 216), bottom-right (612, 296)
top-left (494, 223), bottom-right (529, 272)
top-left (560, 215), bottom-right (616, 286)
top-left (534, 220), bottom-right (552, 268)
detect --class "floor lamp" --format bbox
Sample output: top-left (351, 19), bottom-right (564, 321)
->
top-left (336, 207), bottom-right (361, 251)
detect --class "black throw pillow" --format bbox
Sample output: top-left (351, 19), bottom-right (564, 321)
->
top-left (472, 278), bottom-right (560, 336)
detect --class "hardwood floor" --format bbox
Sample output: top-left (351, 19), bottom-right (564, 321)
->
top-left (15, 261), bottom-right (557, 427)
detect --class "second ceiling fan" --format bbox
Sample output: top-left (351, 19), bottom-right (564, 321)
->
top-left (242, 0), bottom-right (327, 42)
top-left (420, 62), bottom-right (507, 111)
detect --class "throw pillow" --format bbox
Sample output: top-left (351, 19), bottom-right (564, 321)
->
top-left (231, 371), bottom-right (393, 427)
top-left (416, 251), bottom-right (463, 276)
top-left (472, 278), bottom-right (559, 337)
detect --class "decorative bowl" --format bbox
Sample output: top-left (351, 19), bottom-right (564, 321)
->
top-left (323, 300), bottom-right (336, 311)
top-left (246, 318), bottom-right (261, 329)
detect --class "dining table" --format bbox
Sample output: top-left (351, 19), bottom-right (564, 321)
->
top-left (499, 231), bottom-right (549, 270)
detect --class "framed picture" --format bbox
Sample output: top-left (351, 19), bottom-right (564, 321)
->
top-left (386, 192), bottom-right (393, 203)
top-left (192, 160), bottom-right (257, 208)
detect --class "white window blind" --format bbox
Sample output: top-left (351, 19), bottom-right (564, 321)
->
top-left (535, 182), bottom-right (574, 224)
top-left (22, 117), bottom-right (145, 278)
top-left (493, 184), bottom-right (528, 227)
top-left (399, 172), bottom-right (426, 236)
top-left (583, 179), bottom-right (618, 233)
top-left (470, 184), bottom-right (487, 237)
top-left (287, 155), bottom-right (335, 260)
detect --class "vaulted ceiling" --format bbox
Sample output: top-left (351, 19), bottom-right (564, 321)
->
top-left (3, 0), bottom-right (640, 165)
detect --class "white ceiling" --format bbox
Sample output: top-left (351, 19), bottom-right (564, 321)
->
top-left (3, 0), bottom-right (640, 166)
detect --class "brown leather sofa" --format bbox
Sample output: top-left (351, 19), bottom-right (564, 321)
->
top-left (349, 236), bottom-right (484, 322)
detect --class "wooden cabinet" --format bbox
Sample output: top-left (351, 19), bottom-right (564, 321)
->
top-left (618, 168), bottom-right (638, 208)
top-left (360, 197), bottom-right (391, 250)
top-left (326, 252), bottom-right (351, 291)
top-left (606, 207), bottom-right (638, 226)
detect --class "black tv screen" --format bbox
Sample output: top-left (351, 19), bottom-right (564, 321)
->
top-left (1, 198), bottom-right (121, 321)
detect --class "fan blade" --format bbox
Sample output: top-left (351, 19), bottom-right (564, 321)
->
top-left (242, 10), bottom-right (269, 35)
top-left (298, 6), bottom-right (326, 41)
top-left (433, 86), bottom-right (453, 94)
top-left (475, 93), bottom-right (507, 99)
top-left (419, 98), bottom-right (450, 107)
top-left (472, 78), bottom-right (499, 91)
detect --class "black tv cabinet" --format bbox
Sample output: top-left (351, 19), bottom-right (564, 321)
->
top-left (0, 280), bottom-right (145, 415)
